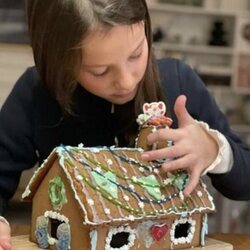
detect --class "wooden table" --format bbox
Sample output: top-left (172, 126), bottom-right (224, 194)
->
top-left (209, 233), bottom-right (250, 250)
top-left (11, 235), bottom-right (233, 250)
top-left (11, 224), bottom-right (250, 250)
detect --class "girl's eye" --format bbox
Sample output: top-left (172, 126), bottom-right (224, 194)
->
top-left (91, 69), bottom-right (108, 77)
top-left (129, 51), bottom-right (142, 60)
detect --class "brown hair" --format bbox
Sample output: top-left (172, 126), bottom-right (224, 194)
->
top-left (26, 0), bottom-right (166, 144)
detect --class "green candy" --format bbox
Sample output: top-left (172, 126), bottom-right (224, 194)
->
top-left (91, 171), bottom-right (118, 199)
top-left (48, 176), bottom-right (68, 210)
top-left (137, 175), bottom-right (162, 200)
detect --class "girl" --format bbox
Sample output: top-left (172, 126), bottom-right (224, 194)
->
top-left (0, 0), bottom-right (250, 245)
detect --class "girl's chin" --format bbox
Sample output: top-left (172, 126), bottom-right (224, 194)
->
top-left (108, 89), bottom-right (137, 104)
top-left (107, 94), bottom-right (136, 104)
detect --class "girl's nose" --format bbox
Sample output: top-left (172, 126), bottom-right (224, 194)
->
top-left (114, 66), bottom-right (135, 91)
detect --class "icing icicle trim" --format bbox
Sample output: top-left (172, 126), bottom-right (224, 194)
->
top-left (201, 214), bottom-right (208, 246)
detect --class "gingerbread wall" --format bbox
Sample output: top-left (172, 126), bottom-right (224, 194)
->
top-left (30, 159), bottom-right (91, 250)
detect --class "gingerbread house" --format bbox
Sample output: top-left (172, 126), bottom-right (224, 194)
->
top-left (22, 143), bottom-right (215, 250)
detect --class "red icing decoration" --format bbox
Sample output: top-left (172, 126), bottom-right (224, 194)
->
top-left (150, 224), bottom-right (168, 241)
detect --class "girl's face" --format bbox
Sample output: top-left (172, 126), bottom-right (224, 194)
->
top-left (77, 22), bottom-right (148, 105)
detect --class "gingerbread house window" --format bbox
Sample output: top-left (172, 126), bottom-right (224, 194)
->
top-left (110, 232), bottom-right (130, 248)
top-left (170, 218), bottom-right (196, 245)
top-left (34, 211), bottom-right (71, 249)
top-left (175, 222), bottom-right (190, 238)
top-left (105, 226), bottom-right (136, 250)
top-left (50, 218), bottom-right (63, 239)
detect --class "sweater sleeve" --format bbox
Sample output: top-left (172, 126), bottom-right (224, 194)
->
top-left (0, 68), bottom-right (38, 207)
top-left (158, 58), bottom-right (250, 201)
top-left (177, 60), bottom-right (250, 201)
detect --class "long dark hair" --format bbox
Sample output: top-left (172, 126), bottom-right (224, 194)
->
top-left (26, 0), bottom-right (166, 145)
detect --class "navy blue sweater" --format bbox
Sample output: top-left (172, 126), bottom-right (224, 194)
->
top-left (0, 58), bottom-right (249, 214)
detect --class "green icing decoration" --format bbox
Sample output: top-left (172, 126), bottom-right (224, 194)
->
top-left (48, 176), bottom-right (67, 210)
top-left (137, 175), bottom-right (162, 200)
top-left (91, 171), bottom-right (118, 199)
top-left (172, 172), bottom-right (189, 191)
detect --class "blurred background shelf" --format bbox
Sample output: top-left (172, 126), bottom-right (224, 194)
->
top-left (148, 1), bottom-right (237, 17)
top-left (154, 42), bottom-right (234, 55)
top-left (196, 65), bottom-right (232, 77)
top-left (148, 0), bottom-right (250, 145)
top-left (148, 0), bottom-right (250, 93)
top-left (0, 5), bottom-right (28, 44)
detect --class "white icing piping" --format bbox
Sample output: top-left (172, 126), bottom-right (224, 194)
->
top-left (57, 153), bottom-right (95, 225)
top-left (147, 158), bottom-right (168, 213)
top-left (25, 145), bottom-right (215, 226)
top-left (113, 152), bottom-right (146, 218)
top-left (91, 152), bottom-right (113, 221)
top-left (44, 210), bottom-right (69, 223)
top-left (201, 214), bottom-right (208, 246)
top-left (201, 182), bottom-right (215, 211)
top-left (104, 155), bottom-right (125, 219)
top-left (58, 146), bottom-right (215, 225)
top-left (105, 226), bottom-right (136, 250)
top-left (43, 211), bottom-right (71, 249)
top-left (22, 149), bottom-right (57, 199)
top-left (90, 230), bottom-right (98, 250)
top-left (73, 168), bottom-right (100, 222)
top-left (170, 217), bottom-right (196, 245)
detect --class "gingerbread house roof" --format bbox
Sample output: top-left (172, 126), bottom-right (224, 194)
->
top-left (22, 145), bottom-right (215, 226)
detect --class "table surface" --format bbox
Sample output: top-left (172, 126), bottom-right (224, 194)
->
top-left (11, 224), bottom-right (250, 250)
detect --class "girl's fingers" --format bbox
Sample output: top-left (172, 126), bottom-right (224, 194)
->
top-left (183, 169), bottom-right (201, 196)
top-left (141, 145), bottom-right (183, 161)
top-left (0, 243), bottom-right (9, 250)
top-left (161, 155), bottom-right (190, 172)
top-left (1, 241), bottom-right (11, 250)
top-left (147, 127), bottom-right (179, 145)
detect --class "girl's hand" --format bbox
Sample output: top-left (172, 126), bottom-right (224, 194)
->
top-left (141, 95), bottom-right (218, 196)
top-left (0, 220), bottom-right (11, 250)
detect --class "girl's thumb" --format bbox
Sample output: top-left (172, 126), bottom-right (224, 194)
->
top-left (174, 95), bottom-right (193, 127)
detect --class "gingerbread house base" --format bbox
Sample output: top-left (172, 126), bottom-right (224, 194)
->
top-left (11, 235), bottom-right (233, 250)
